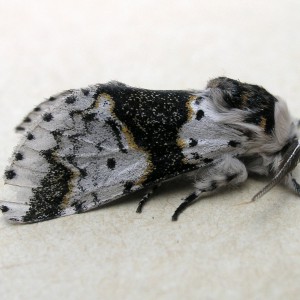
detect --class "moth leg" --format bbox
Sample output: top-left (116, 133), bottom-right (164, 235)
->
top-left (172, 190), bottom-right (202, 221)
top-left (136, 184), bottom-right (160, 213)
top-left (172, 155), bottom-right (248, 221)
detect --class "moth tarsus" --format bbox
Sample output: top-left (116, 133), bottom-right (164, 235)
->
top-left (136, 184), bottom-right (160, 213)
top-left (172, 190), bottom-right (202, 221)
top-left (1, 77), bottom-right (300, 223)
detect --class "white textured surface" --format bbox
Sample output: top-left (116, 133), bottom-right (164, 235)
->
top-left (1, 1), bottom-right (300, 299)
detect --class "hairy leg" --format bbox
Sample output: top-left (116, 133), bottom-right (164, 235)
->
top-left (172, 155), bottom-right (248, 221)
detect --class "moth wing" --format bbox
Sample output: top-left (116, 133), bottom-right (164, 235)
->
top-left (178, 94), bottom-right (247, 166)
top-left (15, 89), bottom-right (78, 132)
top-left (1, 87), bottom-right (150, 223)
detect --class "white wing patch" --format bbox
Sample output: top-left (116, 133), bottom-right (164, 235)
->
top-left (178, 95), bottom-right (247, 165)
top-left (58, 93), bottom-right (149, 210)
top-left (15, 89), bottom-right (74, 132)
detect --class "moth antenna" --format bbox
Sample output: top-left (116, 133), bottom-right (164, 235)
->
top-left (251, 140), bottom-right (300, 202)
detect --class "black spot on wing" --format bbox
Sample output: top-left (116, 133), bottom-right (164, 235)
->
top-left (79, 168), bottom-right (87, 178)
top-left (107, 158), bottom-right (116, 170)
top-left (16, 126), bottom-right (25, 131)
top-left (189, 138), bottom-right (198, 147)
top-left (34, 107), bottom-right (41, 112)
top-left (23, 117), bottom-right (31, 123)
top-left (43, 113), bottom-right (53, 122)
top-left (27, 133), bottom-right (35, 140)
top-left (65, 96), bottom-right (76, 104)
top-left (49, 96), bottom-right (56, 101)
top-left (15, 152), bottom-right (24, 161)
top-left (0, 205), bottom-right (9, 212)
top-left (196, 110), bottom-right (204, 120)
top-left (5, 170), bottom-right (16, 180)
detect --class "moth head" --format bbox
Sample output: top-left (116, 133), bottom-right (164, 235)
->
top-left (251, 138), bottom-right (300, 201)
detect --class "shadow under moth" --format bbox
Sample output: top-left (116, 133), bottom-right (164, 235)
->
top-left (1, 77), bottom-right (299, 223)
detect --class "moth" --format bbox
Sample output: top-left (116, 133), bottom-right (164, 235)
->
top-left (1, 77), bottom-right (299, 223)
